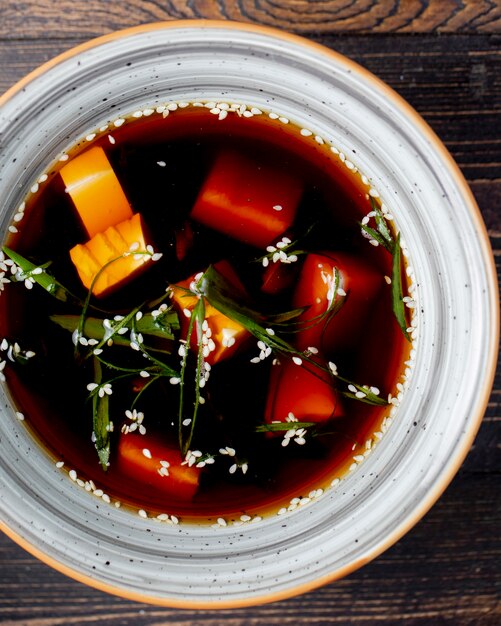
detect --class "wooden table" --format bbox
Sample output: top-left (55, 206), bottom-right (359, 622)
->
top-left (0, 2), bottom-right (499, 624)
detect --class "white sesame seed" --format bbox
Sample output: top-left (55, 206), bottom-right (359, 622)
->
top-left (300, 128), bottom-right (312, 136)
top-left (55, 461), bottom-right (64, 468)
top-left (15, 411), bottom-right (24, 421)
top-left (59, 154), bottom-right (69, 161)
top-left (142, 448), bottom-right (152, 459)
top-left (138, 509), bottom-right (148, 519)
top-left (114, 118), bottom-right (125, 127)
top-left (69, 469), bottom-right (77, 481)
top-left (292, 356), bottom-right (302, 366)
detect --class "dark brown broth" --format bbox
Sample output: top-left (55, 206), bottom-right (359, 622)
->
top-left (1, 107), bottom-right (408, 520)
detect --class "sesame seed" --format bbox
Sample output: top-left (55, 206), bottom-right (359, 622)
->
top-left (292, 356), bottom-right (302, 366)
top-left (55, 461), bottom-right (64, 469)
top-left (138, 509), bottom-right (148, 519)
top-left (114, 118), bottom-right (125, 127)
top-left (142, 448), bottom-right (152, 459)
top-left (15, 411), bottom-right (24, 421)
top-left (269, 112), bottom-right (279, 119)
top-left (69, 469), bottom-right (77, 481)
top-left (108, 135), bottom-right (116, 144)
top-left (278, 117), bottom-right (289, 124)
top-left (300, 128), bottom-right (313, 136)
top-left (157, 160), bottom-right (167, 167)
top-left (59, 154), bottom-right (69, 161)
top-left (273, 204), bottom-right (283, 211)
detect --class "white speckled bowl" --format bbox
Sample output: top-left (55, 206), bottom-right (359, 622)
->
top-left (0, 22), bottom-right (498, 607)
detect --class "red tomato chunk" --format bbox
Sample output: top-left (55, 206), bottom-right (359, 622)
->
top-left (293, 252), bottom-right (383, 352)
top-left (116, 434), bottom-right (200, 501)
top-left (265, 356), bottom-right (343, 425)
top-left (191, 149), bottom-right (303, 248)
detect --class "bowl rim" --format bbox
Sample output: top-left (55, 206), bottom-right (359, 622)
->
top-left (0, 19), bottom-right (498, 609)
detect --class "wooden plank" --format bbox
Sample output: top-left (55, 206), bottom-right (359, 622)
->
top-left (0, 0), bottom-right (500, 39)
top-left (0, 472), bottom-right (499, 624)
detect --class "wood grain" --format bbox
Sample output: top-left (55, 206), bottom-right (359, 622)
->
top-left (0, 0), bottom-right (500, 38)
top-left (0, 9), bottom-right (500, 625)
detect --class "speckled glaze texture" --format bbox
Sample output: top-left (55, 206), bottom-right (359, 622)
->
top-left (0, 22), bottom-right (497, 607)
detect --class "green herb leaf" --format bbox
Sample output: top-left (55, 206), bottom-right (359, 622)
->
top-left (360, 201), bottom-right (411, 342)
top-left (50, 308), bottom-right (179, 345)
top-left (3, 247), bottom-right (70, 302)
top-left (359, 223), bottom-right (393, 253)
top-left (181, 297), bottom-right (206, 456)
top-left (255, 421), bottom-right (315, 432)
top-left (371, 198), bottom-right (393, 248)
top-left (91, 358), bottom-right (110, 470)
top-left (391, 233), bottom-right (410, 341)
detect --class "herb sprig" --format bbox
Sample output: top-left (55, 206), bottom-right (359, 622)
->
top-left (360, 199), bottom-right (410, 340)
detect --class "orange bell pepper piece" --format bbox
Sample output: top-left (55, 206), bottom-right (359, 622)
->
top-left (171, 261), bottom-right (250, 365)
top-left (69, 214), bottom-right (152, 297)
top-left (60, 146), bottom-right (133, 238)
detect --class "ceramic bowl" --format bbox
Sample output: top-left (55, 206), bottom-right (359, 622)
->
top-left (0, 21), bottom-right (497, 607)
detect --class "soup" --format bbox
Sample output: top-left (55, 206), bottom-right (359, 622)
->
top-left (0, 102), bottom-right (414, 525)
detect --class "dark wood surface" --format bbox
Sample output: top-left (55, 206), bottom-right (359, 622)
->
top-left (0, 1), bottom-right (500, 624)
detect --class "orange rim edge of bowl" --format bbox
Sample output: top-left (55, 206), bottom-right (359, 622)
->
top-left (0, 19), bottom-right (499, 609)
